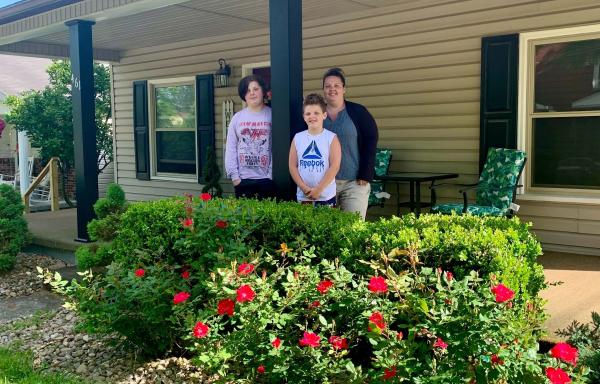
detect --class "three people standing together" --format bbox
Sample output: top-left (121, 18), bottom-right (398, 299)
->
top-left (225, 67), bottom-right (378, 220)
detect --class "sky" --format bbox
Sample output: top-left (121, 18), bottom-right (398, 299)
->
top-left (0, 0), bottom-right (21, 9)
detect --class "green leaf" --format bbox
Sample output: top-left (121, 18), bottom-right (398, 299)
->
top-left (318, 315), bottom-right (328, 326)
top-left (418, 299), bottom-right (429, 313)
top-left (286, 269), bottom-right (295, 283)
top-left (345, 361), bottom-right (356, 375)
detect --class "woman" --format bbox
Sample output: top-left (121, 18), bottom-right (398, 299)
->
top-left (322, 67), bottom-right (378, 219)
top-left (224, 75), bottom-right (273, 198)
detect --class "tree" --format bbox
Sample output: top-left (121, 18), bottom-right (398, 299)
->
top-left (5, 60), bottom-right (112, 205)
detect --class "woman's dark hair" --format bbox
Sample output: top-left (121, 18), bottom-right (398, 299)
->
top-left (322, 67), bottom-right (346, 88)
top-left (238, 74), bottom-right (267, 102)
top-left (303, 93), bottom-right (327, 112)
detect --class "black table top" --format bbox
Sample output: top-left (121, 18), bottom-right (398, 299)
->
top-left (378, 172), bottom-right (459, 182)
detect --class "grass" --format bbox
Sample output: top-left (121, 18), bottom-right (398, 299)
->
top-left (0, 347), bottom-right (95, 384)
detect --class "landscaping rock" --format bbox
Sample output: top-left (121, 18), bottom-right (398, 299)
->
top-left (0, 253), bottom-right (70, 299)
top-left (0, 252), bottom-right (217, 383)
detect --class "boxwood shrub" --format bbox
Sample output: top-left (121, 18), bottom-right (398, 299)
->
top-left (0, 184), bottom-right (28, 272)
top-left (59, 195), bottom-right (546, 363)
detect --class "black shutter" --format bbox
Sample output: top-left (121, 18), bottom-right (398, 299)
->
top-left (480, 34), bottom-right (519, 172)
top-left (133, 80), bottom-right (150, 180)
top-left (196, 74), bottom-right (215, 183)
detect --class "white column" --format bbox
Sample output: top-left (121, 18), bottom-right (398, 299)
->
top-left (17, 131), bottom-right (30, 196)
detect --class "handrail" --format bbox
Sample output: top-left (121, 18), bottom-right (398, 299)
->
top-left (23, 157), bottom-right (60, 213)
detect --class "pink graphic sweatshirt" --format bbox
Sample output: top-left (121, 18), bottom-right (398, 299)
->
top-left (224, 106), bottom-right (272, 181)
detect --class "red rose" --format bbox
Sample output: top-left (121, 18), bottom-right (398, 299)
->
top-left (257, 365), bottom-right (265, 374)
top-left (299, 331), bottom-right (321, 347)
top-left (236, 284), bottom-right (256, 303)
top-left (215, 220), bottom-right (228, 229)
top-left (134, 268), bottom-right (145, 277)
top-left (368, 276), bottom-right (388, 293)
top-left (328, 335), bottom-right (348, 350)
top-left (181, 270), bottom-right (190, 279)
top-left (368, 311), bottom-right (386, 330)
top-left (192, 321), bottom-right (209, 338)
top-left (272, 337), bottom-right (281, 348)
top-left (217, 298), bottom-right (235, 316)
top-left (309, 300), bottom-right (321, 308)
top-left (445, 271), bottom-right (453, 281)
top-left (397, 331), bottom-right (404, 340)
top-left (550, 342), bottom-right (578, 365)
top-left (238, 263), bottom-right (255, 276)
top-left (200, 193), bottom-right (212, 201)
top-left (182, 218), bottom-right (193, 228)
top-left (173, 292), bottom-right (191, 304)
top-left (491, 354), bottom-right (504, 365)
top-left (546, 367), bottom-right (571, 384)
top-left (433, 337), bottom-right (448, 349)
top-left (491, 283), bottom-right (515, 303)
top-left (383, 366), bottom-right (397, 380)
top-left (316, 280), bottom-right (334, 294)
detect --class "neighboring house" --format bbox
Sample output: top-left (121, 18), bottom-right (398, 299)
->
top-left (0, 53), bottom-right (49, 176)
top-left (2, 0), bottom-right (600, 255)
top-left (0, 53), bottom-right (113, 197)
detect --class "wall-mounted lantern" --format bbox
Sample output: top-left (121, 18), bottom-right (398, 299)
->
top-left (214, 58), bottom-right (231, 88)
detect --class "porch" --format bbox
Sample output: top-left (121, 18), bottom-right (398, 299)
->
top-left (24, 208), bottom-right (600, 341)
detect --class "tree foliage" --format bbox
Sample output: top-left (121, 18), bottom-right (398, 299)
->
top-left (5, 60), bottom-right (112, 175)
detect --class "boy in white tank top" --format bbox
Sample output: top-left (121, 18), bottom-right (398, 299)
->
top-left (289, 94), bottom-right (341, 206)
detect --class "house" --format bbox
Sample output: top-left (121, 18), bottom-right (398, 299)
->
top-left (0, 52), bottom-right (113, 200)
top-left (0, 53), bottom-right (49, 177)
top-left (1, 0), bottom-right (600, 254)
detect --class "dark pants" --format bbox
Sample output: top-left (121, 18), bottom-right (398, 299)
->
top-left (234, 178), bottom-right (275, 199)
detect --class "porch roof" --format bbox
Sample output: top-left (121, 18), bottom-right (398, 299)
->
top-left (0, 0), bottom-right (400, 62)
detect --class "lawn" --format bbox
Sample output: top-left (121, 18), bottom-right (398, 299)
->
top-left (0, 347), bottom-right (94, 384)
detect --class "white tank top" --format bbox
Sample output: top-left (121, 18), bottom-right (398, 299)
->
top-left (293, 129), bottom-right (337, 201)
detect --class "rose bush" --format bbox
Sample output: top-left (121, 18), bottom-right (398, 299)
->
top-left (173, 245), bottom-right (577, 383)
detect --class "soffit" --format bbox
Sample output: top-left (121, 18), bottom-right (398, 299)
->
top-left (0, 0), bottom-right (402, 60)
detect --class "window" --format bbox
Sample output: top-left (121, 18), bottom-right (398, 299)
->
top-left (521, 28), bottom-right (600, 197)
top-left (149, 79), bottom-right (196, 179)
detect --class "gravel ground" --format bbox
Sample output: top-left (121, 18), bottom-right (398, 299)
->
top-left (0, 253), bottom-right (214, 384)
top-left (0, 253), bottom-right (69, 298)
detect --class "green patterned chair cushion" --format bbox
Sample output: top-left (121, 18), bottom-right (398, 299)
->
top-left (368, 149), bottom-right (393, 208)
top-left (368, 180), bottom-right (386, 207)
top-left (374, 149), bottom-right (392, 178)
top-left (476, 148), bottom-right (526, 211)
top-left (431, 203), bottom-right (504, 216)
top-left (431, 148), bottom-right (526, 217)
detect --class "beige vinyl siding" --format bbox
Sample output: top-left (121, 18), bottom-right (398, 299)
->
top-left (112, 0), bottom-right (600, 253)
top-left (98, 161), bottom-right (114, 198)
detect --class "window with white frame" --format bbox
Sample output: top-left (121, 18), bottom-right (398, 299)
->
top-left (149, 79), bottom-right (197, 179)
top-left (522, 29), bottom-right (600, 195)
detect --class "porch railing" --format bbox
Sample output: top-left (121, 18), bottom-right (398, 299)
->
top-left (23, 157), bottom-right (60, 213)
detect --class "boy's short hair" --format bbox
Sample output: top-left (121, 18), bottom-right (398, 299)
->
top-left (238, 74), bottom-right (267, 102)
top-left (303, 93), bottom-right (327, 112)
top-left (322, 67), bottom-right (346, 88)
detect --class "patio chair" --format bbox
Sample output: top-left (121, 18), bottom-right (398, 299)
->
top-left (430, 148), bottom-right (526, 217)
top-left (368, 148), bottom-right (392, 208)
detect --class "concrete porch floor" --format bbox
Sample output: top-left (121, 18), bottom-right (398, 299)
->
top-left (24, 209), bottom-right (600, 340)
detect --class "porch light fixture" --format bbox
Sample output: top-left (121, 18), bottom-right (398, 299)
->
top-left (214, 58), bottom-right (231, 88)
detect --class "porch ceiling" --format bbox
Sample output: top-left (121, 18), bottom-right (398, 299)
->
top-left (0, 0), bottom-right (401, 62)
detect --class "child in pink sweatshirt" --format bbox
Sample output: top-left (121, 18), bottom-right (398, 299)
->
top-left (224, 75), bottom-right (273, 198)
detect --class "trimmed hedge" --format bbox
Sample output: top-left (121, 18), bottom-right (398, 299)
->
top-left (61, 195), bottom-right (545, 359)
top-left (0, 184), bottom-right (28, 272)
